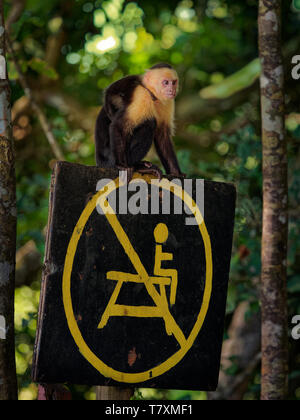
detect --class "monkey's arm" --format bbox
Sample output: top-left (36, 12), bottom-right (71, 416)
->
top-left (154, 128), bottom-right (183, 176)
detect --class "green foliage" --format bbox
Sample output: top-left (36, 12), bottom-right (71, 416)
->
top-left (15, 282), bottom-right (40, 400)
top-left (137, 388), bottom-right (206, 400)
top-left (28, 58), bottom-right (59, 80)
top-left (17, 174), bottom-right (50, 252)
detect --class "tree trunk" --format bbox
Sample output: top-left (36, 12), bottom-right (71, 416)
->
top-left (0, 0), bottom-right (18, 400)
top-left (258, 0), bottom-right (289, 400)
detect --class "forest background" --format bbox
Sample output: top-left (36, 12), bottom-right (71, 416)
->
top-left (3, 0), bottom-right (300, 400)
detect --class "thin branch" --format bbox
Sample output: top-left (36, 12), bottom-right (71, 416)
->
top-left (5, 0), bottom-right (26, 36)
top-left (209, 301), bottom-right (261, 400)
top-left (6, 36), bottom-right (65, 161)
top-left (15, 240), bottom-right (42, 288)
top-left (223, 353), bottom-right (262, 401)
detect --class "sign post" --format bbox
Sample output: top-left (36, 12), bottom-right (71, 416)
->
top-left (32, 162), bottom-right (236, 395)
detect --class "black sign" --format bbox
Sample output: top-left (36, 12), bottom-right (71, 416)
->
top-left (32, 162), bottom-right (236, 391)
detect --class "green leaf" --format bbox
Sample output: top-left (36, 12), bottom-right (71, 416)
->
top-left (225, 363), bottom-right (240, 376)
top-left (28, 58), bottom-right (59, 80)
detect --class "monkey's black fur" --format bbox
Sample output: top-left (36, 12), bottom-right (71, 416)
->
top-left (95, 66), bottom-right (183, 179)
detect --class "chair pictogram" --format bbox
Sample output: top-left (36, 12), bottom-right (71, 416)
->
top-left (97, 223), bottom-right (182, 344)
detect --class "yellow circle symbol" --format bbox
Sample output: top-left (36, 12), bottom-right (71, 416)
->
top-left (62, 175), bottom-right (213, 384)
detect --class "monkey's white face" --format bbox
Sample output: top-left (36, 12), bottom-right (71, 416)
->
top-left (143, 68), bottom-right (179, 101)
top-left (160, 78), bottom-right (178, 100)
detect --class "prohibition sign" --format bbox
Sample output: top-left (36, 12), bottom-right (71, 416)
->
top-left (62, 175), bottom-right (213, 384)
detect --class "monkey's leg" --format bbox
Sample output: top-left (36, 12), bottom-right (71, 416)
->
top-left (113, 119), bottom-right (158, 183)
top-left (116, 165), bottom-right (135, 184)
top-left (126, 120), bottom-right (158, 181)
top-left (95, 107), bottom-right (114, 167)
top-left (109, 115), bottom-right (136, 182)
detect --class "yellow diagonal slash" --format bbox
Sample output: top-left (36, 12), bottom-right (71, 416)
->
top-left (98, 182), bottom-right (187, 349)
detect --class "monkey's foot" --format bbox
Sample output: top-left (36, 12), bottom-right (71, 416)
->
top-left (116, 166), bottom-right (135, 183)
top-left (116, 163), bottom-right (163, 183)
top-left (134, 161), bottom-right (163, 180)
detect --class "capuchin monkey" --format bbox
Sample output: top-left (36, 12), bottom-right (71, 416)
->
top-left (95, 63), bottom-right (184, 181)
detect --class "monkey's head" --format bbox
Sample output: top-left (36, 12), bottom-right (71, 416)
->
top-left (143, 63), bottom-right (179, 101)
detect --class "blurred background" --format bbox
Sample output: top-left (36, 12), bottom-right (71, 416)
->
top-left (4, 0), bottom-right (300, 400)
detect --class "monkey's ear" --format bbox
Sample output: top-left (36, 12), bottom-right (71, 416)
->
top-left (143, 70), bottom-right (151, 85)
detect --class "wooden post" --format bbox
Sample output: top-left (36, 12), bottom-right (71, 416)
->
top-left (0, 0), bottom-right (18, 400)
top-left (96, 386), bottom-right (133, 401)
top-left (258, 0), bottom-right (289, 400)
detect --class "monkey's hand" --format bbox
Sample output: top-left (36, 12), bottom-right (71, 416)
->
top-left (116, 162), bottom-right (163, 183)
top-left (134, 161), bottom-right (163, 180)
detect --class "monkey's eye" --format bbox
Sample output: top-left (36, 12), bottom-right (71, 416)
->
top-left (172, 80), bottom-right (178, 86)
top-left (162, 80), bottom-right (169, 86)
